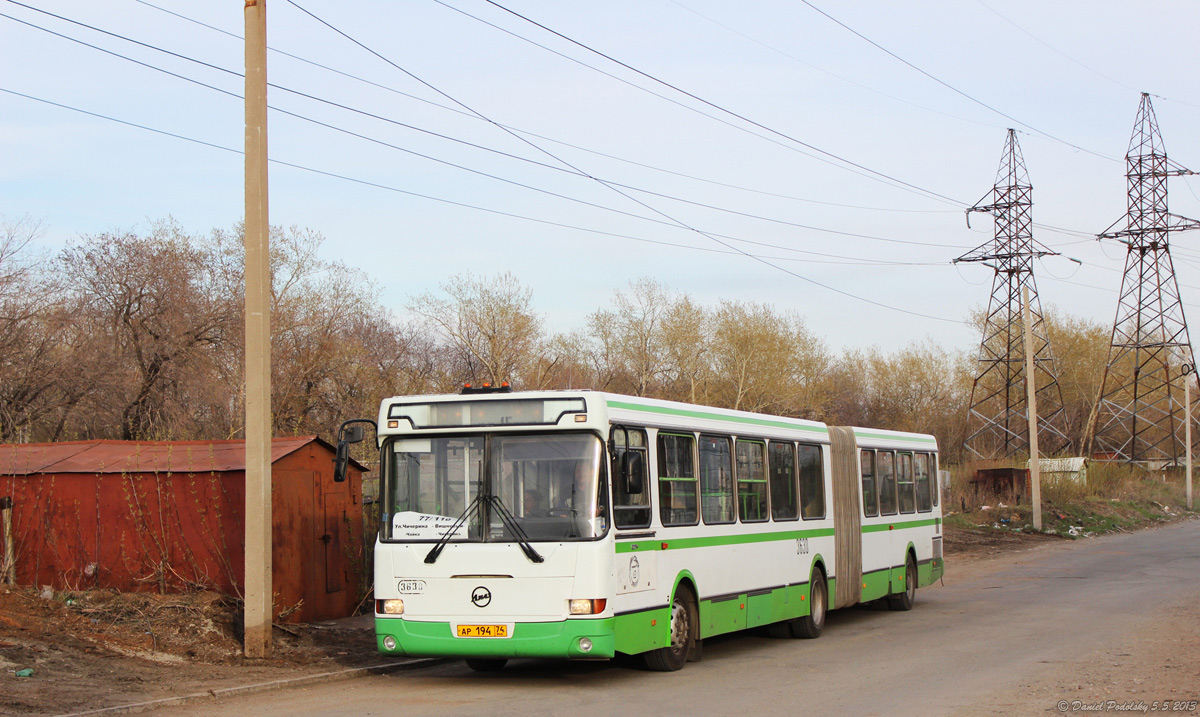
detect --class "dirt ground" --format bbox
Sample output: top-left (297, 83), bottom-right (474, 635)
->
top-left (2, 519), bottom-right (1196, 716)
top-left (0, 590), bottom-right (390, 716)
top-left (957, 594), bottom-right (1200, 716)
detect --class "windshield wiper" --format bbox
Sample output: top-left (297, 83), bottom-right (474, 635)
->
top-left (424, 494), bottom-right (481, 564)
top-left (488, 495), bottom-right (545, 564)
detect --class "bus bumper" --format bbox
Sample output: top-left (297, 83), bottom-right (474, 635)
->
top-left (376, 617), bottom-right (616, 660)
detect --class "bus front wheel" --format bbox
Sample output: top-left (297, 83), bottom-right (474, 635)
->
top-left (644, 586), bottom-right (696, 671)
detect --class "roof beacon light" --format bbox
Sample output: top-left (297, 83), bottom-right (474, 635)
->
top-left (460, 381), bottom-right (515, 395)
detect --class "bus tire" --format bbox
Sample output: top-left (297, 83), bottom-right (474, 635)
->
top-left (643, 585), bottom-right (696, 671)
top-left (791, 567), bottom-right (827, 639)
top-left (887, 555), bottom-right (916, 612)
top-left (769, 568), bottom-right (826, 639)
top-left (766, 620), bottom-right (793, 639)
top-left (465, 658), bottom-right (508, 672)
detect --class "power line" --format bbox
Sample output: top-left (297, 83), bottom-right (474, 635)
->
top-left (432, 0), bottom-right (970, 211)
top-left (124, 0), bottom-right (977, 217)
top-left (796, 0), bottom-right (1119, 163)
top-left (461, 1), bottom-right (1131, 245)
top-left (0, 3), bottom-right (1016, 323)
top-left (6, 1), bottom-right (1103, 270)
top-left (0, 86), bottom-right (941, 270)
top-left (470, 0), bottom-right (970, 209)
top-left (287, 0), bottom-right (967, 324)
top-left (0, 5), bottom-right (964, 253)
top-left (972, 0), bottom-right (1139, 95)
top-left (0, 4), bottom-right (969, 258)
top-left (666, 0), bottom-right (1006, 132)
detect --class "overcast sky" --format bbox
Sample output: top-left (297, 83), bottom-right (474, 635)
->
top-left (3, 0), bottom-right (1199, 354)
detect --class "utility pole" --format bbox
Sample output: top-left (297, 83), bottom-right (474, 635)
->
top-left (244, 0), bottom-right (272, 658)
top-left (1186, 371), bottom-right (1194, 510)
top-left (957, 129), bottom-right (1070, 460)
top-left (1092, 94), bottom-right (1200, 463)
top-left (1023, 287), bottom-right (1042, 531)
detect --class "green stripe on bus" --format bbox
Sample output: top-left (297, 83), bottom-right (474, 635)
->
top-left (605, 400), bottom-right (829, 435)
top-left (854, 431), bottom-right (936, 443)
top-left (861, 517), bottom-right (940, 533)
top-left (616, 527), bottom-right (834, 553)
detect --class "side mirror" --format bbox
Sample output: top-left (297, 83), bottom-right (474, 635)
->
top-left (333, 420), bottom-right (372, 483)
top-left (344, 424), bottom-right (365, 444)
top-left (622, 451), bottom-right (645, 495)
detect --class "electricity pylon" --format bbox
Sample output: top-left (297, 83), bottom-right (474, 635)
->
top-left (958, 129), bottom-right (1071, 459)
top-left (1090, 94), bottom-right (1200, 464)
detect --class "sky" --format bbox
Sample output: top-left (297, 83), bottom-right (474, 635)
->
top-left (3, 0), bottom-right (1200, 355)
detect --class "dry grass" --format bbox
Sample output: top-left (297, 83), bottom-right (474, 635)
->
top-left (943, 459), bottom-right (1196, 538)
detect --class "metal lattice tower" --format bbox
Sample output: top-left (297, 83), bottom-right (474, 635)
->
top-left (1090, 94), bottom-right (1200, 464)
top-left (958, 129), bottom-right (1071, 459)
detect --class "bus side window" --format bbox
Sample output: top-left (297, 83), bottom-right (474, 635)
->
top-left (735, 439), bottom-right (768, 523)
top-left (798, 443), bottom-right (825, 520)
top-left (769, 442), bottom-right (798, 521)
top-left (699, 434), bottom-right (734, 525)
top-left (657, 433), bottom-right (698, 526)
top-left (611, 426), bottom-right (651, 529)
top-left (898, 453), bottom-right (915, 514)
top-left (878, 450), bottom-right (897, 516)
top-left (915, 453), bottom-right (932, 513)
top-left (932, 453), bottom-right (940, 507)
top-left (861, 449), bottom-right (878, 518)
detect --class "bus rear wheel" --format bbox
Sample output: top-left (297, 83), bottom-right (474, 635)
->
top-left (793, 568), bottom-right (827, 639)
top-left (643, 586), bottom-right (696, 671)
top-left (465, 658), bottom-right (507, 672)
top-left (887, 555), bottom-right (917, 611)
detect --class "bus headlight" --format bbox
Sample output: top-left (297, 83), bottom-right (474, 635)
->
top-left (378, 599), bottom-right (405, 615)
top-left (578, 637), bottom-right (593, 653)
top-left (568, 598), bottom-right (607, 615)
top-left (383, 636), bottom-right (398, 651)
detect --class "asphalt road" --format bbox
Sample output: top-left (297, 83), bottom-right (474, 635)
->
top-left (154, 519), bottom-right (1200, 716)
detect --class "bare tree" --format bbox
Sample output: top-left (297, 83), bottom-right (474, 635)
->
top-left (409, 272), bottom-right (545, 388)
top-left (659, 294), bottom-right (709, 404)
top-left (709, 301), bottom-right (830, 416)
top-left (1044, 308), bottom-right (1110, 452)
top-left (824, 349), bottom-right (873, 428)
top-left (60, 220), bottom-right (235, 439)
top-left (0, 216), bottom-right (89, 441)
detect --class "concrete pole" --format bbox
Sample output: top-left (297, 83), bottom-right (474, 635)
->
top-left (1023, 287), bottom-right (1042, 531)
top-left (1187, 375), bottom-right (1194, 511)
top-left (244, 0), bottom-right (272, 658)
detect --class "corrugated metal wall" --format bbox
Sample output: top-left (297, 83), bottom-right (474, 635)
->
top-left (0, 438), bottom-right (365, 623)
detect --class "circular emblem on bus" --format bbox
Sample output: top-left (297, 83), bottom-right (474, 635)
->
top-left (629, 556), bottom-right (641, 587)
top-left (471, 586), bottom-right (492, 608)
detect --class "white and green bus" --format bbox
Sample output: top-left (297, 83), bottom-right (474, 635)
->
top-left (335, 388), bottom-right (944, 672)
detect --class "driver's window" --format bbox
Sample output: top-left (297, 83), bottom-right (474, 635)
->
top-left (610, 426), bottom-right (651, 529)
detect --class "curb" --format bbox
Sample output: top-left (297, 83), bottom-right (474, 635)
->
top-left (62, 658), bottom-right (439, 716)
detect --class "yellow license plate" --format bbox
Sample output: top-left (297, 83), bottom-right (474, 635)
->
top-left (456, 624), bottom-right (509, 638)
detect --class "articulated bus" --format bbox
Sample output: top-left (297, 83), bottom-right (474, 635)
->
top-left (336, 387), bottom-right (944, 672)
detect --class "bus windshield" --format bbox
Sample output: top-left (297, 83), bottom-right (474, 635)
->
top-left (386, 433), bottom-right (606, 542)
